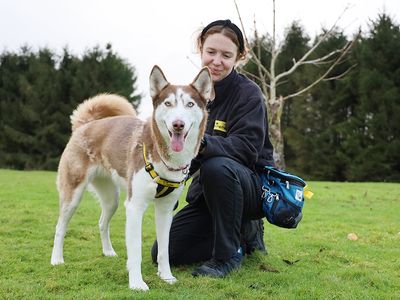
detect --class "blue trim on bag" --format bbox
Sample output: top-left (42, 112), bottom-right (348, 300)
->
top-left (264, 166), bottom-right (306, 187)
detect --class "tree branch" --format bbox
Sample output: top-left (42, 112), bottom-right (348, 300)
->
top-left (282, 35), bottom-right (358, 101)
top-left (234, 0), bottom-right (272, 80)
top-left (323, 63), bottom-right (357, 81)
top-left (234, 0), bottom-right (250, 49)
top-left (275, 6), bottom-right (351, 82)
top-left (300, 48), bottom-right (344, 66)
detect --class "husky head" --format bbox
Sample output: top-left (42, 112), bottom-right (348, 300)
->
top-left (149, 65), bottom-right (212, 155)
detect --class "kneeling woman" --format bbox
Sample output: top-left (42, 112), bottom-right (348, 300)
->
top-left (152, 19), bottom-right (274, 278)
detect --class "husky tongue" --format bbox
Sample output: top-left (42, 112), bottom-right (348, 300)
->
top-left (171, 132), bottom-right (184, 152)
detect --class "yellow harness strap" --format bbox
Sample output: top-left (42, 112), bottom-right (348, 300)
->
top-left (142, 143), bottom-right (185, 198)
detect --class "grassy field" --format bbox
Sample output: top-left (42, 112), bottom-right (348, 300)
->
top-left (0, 169), bottom-right (399, 299)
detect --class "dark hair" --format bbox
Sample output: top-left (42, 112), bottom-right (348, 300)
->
top-left (197, 19), bottom-right (247, 61)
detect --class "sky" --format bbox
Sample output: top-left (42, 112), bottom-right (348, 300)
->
top-left (1, 0), bottom-right (398, 117)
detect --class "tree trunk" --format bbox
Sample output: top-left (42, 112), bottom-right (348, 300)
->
top-left (267, 95), bottom-right (285, 169)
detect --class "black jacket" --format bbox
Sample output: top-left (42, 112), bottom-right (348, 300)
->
top-left (190, 69), bottom-right (274, 174)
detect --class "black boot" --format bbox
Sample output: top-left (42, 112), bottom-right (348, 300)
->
top-left (192, 248), bottom-right (243, 278)
top-left (241, 219), bottom-right (266, 255)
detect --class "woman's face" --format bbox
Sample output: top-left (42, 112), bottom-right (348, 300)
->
top-left (201, 33), bottom-right (238, 82)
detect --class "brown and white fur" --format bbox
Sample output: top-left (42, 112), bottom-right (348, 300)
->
top-left (50, 65), bottom-right (212, 291)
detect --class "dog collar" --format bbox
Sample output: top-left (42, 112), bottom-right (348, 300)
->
top-left (160, 157), bottom-right (189, 174)
top-left (142, 143), bottom-right (186, 198)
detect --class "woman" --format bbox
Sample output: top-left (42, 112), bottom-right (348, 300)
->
top-left (152, 19), bottom-right (274, 278)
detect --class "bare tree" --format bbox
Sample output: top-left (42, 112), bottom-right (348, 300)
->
top-left (234, 0), bottom-right (359, 169)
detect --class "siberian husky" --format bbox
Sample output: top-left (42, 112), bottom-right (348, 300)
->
top-left (50, 65), bottom-right (212, 291)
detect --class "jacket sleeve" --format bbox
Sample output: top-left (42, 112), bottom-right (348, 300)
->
top-left (201, 93), bottom-right (267, 168)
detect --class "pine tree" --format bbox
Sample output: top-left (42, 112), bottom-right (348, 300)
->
top-left (285, 29), bottom-right (353, 180)
top-left (0, 44), bottom-right (142, 170)
top-left (346, 14), bottom-right (400, 181)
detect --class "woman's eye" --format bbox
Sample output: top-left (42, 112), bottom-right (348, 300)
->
top-left (164, 101), bottom-right (172, 107)
top-left (187, 102), bottom-right (194, 108)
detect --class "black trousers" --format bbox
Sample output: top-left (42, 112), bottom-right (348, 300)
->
top-left (151, 156), bottom-right (264, 265)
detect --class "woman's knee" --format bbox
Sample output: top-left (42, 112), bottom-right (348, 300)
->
top-left (200, 157), bottom-right (237, 184)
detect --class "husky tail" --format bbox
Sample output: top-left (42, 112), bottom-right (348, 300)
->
top-left (70, 93), bottom-right (136, 131)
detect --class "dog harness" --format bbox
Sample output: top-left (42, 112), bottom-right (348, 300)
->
top-left (142, 143), bottom-right (187, 198)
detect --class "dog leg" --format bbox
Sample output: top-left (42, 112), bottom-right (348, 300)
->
top-left (51, 183), bottom-right (86, 265)
top-left (90, 177), bottom-right (119, 257)
top-left (154, 198), bottom-right (177, 285)
top-left (125, 198), bottom-right (149, 291)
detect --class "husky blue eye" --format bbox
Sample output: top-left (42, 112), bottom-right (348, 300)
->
top-left (187, 102), bottom-right (194, 108)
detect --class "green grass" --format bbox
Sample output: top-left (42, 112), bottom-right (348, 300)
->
top-left (0, 169), bottom-right (399, 299)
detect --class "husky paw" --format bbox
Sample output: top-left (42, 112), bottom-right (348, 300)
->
top-left (129, 280), bottom-right (149, 291)
top-left (157, 271), bottom-right (177, 284)
top-left (103, 249), bottom-right (118, 257)
top-left (50, 257), bottom-right (64, 265)
top-left (162, 277), bottom-right (177, 285)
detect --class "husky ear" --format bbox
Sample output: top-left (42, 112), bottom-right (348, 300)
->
top-left (149, 65), bottom-right (169, 99)
top-left (191, 67), bottom-right (214, 102)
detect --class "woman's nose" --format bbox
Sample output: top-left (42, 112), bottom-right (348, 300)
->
top-left (212, 54), bottom-right (222, 65)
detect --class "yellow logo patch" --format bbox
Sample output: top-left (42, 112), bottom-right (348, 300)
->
top-left (214, 120), bottom-right (227, 132)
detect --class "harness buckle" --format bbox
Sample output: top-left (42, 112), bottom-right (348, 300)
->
top-left (145, 163), bottom-right (154, 172)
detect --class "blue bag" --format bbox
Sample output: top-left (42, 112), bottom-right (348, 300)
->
top-left (260, 166), bottom-right (306, 228)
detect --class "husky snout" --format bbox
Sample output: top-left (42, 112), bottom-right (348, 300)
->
top-left (172, 120), bottom-right (185, 132)
top-left (169, 119), bottom-right (189, 152)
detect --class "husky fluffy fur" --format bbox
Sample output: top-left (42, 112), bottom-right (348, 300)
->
top-left (50, 65), bottom-right (212, 291)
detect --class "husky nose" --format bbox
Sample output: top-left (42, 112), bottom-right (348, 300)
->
top-left (172, 120), bottom-right (185, 132)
